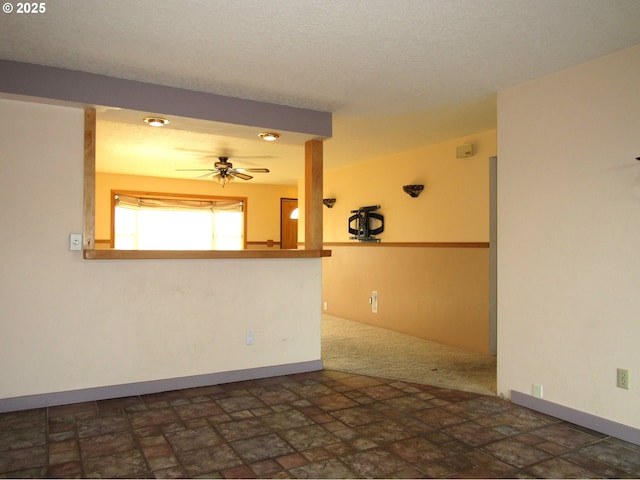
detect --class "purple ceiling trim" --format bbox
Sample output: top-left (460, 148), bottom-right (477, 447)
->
top-left (0, 59), bottom-right (332, 138)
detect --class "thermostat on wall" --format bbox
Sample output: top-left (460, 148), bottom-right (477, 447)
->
top-left (456, 144), bottom-right (473, 158)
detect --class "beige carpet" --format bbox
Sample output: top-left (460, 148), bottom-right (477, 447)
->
top-left (321, 315), bottom-right (496, 396)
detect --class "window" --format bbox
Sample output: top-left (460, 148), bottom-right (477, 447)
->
top-left (112, 192), bottom-right (246, 250)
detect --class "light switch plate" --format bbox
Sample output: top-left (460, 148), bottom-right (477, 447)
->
top-left (69, 233), bottom-right (83, 251)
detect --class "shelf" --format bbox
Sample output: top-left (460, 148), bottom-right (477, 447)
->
top-left (84, 249), bottom-right (332, 260)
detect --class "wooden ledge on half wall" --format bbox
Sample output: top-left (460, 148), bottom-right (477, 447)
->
top-left (84, 249), bottom-right (332, 260)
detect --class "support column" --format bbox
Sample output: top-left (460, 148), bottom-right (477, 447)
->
top-left (83, 108), bottom-right (96, 252)
top-left (304, 140), bottom-right (323, 250)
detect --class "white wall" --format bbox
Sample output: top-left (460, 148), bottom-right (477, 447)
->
top-left (497, 44), bottom-right (640, 428)
top-left (0, 98), bottom-right (321, 400)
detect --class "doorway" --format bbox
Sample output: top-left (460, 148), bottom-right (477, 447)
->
top-left (280, 198), bottom-right (298, 249)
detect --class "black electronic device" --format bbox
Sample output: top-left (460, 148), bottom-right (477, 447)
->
top-left (348, 205), bottom-right (384, 242)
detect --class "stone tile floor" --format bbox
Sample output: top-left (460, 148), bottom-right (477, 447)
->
top-left (1, 370), bottom-right (639, 478)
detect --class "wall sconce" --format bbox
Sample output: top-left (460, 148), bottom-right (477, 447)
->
top-left (323, 198), bottom-right (336, 208)
top-left (403, 185), bottom-right (424, 198)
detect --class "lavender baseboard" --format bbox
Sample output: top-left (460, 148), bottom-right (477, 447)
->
top-left (511, 390), bottom-right (639, 446)
top-left (0, 360), bottom-right (323, 414)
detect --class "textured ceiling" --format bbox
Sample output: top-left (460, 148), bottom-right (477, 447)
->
top-left (2, 0), bottom-right (640, 184)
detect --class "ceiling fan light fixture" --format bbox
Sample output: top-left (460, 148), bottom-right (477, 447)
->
top-left (258, 132), bottom-right (280, 141)
top-left (214, 174), bottom-right (234, 187)
top-left (143, 117), bottom-right (170, 127)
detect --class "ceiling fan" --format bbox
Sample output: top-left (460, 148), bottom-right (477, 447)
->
top-left (177, 156), bottom-right (270, 186)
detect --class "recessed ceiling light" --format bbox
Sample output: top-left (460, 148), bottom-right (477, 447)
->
top-left (258, 132), bottom-right (280, 141)
top-left (143, 117), bottom-right (170, 127)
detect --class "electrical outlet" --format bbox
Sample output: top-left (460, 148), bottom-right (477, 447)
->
top-left (323, 302), bottom-right (328, 311)
top-left (617, 368), bottom-right (630, 390)
top-left (532, 384), bottom-right (543, 399)
top-left (245, 330), bottom-right (254, 346)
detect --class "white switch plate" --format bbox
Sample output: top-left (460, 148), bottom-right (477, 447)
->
top-left (245, 330), bottom-right (254, 346)
top-left (372, 291), bottom-right (378, 313)
top-left (69, 233), bottom-right (83, 251)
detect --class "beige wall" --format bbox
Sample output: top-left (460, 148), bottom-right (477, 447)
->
top-left (497, 44), bottom-right (640, 428)
top-left (0, 98), bottom-right (321, 401)
top-left (323, 131), bottom-right (495, 243)
top-left (322, 131), bottom-right (495, 354)
top-left (323, 245), bottom-right (489, 353)
top-left (96, 172), bottom-right (297, 245)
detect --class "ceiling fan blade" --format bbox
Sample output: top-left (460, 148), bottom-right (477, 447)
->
top-left (230, 171), bottom-right (253, 181)
top-left (237, 168), bottom-right (270, 173)
top-left (195, 171), bottom-right (216, 179)
top-left (175, 168), bottom-right (216, 172)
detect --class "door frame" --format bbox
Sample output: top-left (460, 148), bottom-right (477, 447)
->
top-left (489, 156), bottom-right (497, 356)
